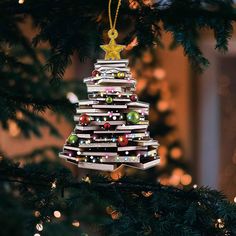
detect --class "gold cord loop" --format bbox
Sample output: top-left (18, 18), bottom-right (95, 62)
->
top-left (108, 0), bottom-right (122, 31)
top-left (100, 0), bottom-right (125, 60)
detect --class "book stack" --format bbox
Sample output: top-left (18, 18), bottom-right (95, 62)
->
top-left (59, 59), bottom-right (160, 171)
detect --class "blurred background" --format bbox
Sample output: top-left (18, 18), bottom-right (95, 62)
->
top-left (1, 19), bottom-right (236, 202)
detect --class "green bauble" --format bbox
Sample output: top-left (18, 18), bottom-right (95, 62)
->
top-left (106, 96), bottom-right (113, 104)
top-left (68, 134), bottom-right (78, 144)
top-left (127, 111), bottom-right (140, 124)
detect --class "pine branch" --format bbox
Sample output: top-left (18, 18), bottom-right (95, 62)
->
top-left (0, 154), bottom-right (236, 235)
top-left (0, 0), bottom-right (235, 77)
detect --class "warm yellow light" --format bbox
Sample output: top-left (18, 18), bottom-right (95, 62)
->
top-left (193, 184), bottom-right (198, 189)
top-left (129, 0), bottom-right (140, 9)
top-left (157, 100), bottom-right (169, 112)
top-left (8, 120), bottom-right (20, 137)
top-left (216, 218), bottom-right (225, 229)
top-left (18, 0), bottom-right (24, 4)
top-left (154, 68), bottom-right (166, 80)
top-left (170, 147), bottom-right (182, 159)
top-left (181, 174), bottom-right (192, 185)
top-left (34, 211), bottom-right (40, 218)
top-left (51, 181), bottom-right (57, 189)
top-left (173, 168), bottom-right (184, 176)
top-left (159, 177), bottom-right (169, 186)
top-left (36, 223), bottom-right (43, 232)
top-left (72, 221), bottom-right (80, 227)
top-left (53, 211), bottom-right (61, 218)
top-left (234, 197), bottom-right (236, 203)
top-left (160, 155), bottom-right (167, 167)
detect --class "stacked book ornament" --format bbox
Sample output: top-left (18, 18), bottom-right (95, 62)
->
top-left (59, 59), bottom-right (160, 171)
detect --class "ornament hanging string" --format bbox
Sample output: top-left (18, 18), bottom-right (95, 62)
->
top-left (108, 0), bottom-right (122, 38)
top-left (100, 0), bottom-right (125, 60)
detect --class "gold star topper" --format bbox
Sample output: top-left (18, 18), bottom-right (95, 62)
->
top-left (100, 29), bottom-right (125, 60)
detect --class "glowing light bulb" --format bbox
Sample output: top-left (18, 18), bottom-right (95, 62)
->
top-left (36, 223), bottom-right (43, 232)
top-left (54, 211), bottom-right (61, 218)
top-left (72, 221), bottom-right (80, 227)
top-left (51, 181), bottom-right (57, 189)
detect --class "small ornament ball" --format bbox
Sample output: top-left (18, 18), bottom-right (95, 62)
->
top-left (117, 135), bottom-right (129, 146)
top-left (103, 122), bottom-right (111, 130)
top-left (127, 111), bottom-right (140, 124)
top-left (130, 94), bottom-right (138, 102)
top-left (79, 113), bottom-right (91, 126)
top-left (92, 70), bottom-right (100, 77)
top-left (115, 72), bottom-right (125, 79)
top-left (68, 134), bottom-right (79, 144)
top-left (106, 96), bottom-right (113, 104)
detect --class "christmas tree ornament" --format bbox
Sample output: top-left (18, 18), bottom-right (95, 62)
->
top-left (130, 94), bottom-right (138, 102)
top-left (103, 122), bottom-right (111, 130)
top-left (79, 113), bottom-right (91, 126)
top-left (127, 110), bottom-right (140, 124)
top-left (105, 96), bottom-right (113, 104)
top-left (114, 71), bottom-right (125, 79)
top-left (117, 135), bottom-right (129, 146)
top-left (67, 134), bottom-right (79, 145)
top-left (92, 70), bottom-right (100, 77)
top-left (59, 0), bottom-right (159, 171)
top-left (100, 0), bottom-right (125, 60)
top-left (60, 59), bottom-right (159, 171)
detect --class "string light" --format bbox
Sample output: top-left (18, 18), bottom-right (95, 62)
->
top-left (53, 211), bottom-right (61, 218)
top-left (215, 218), bottom-right (225, 229)
top-left (34, 211), bottom-right (40, 218)
top-left (34, 234), bottom-right (40, 236)
top-left (234, 197), bottom-right (236, 203)
top-left (51, 180), bottom-right (57, 189)
top-left (36, 223), bottom-right (43, 232)
top-left (193, 184), bottom-right (198, 189)
top-left (18, 0), bottom-right (25, 4)
top-left (72, 221), bottom-right (80, 227)
top-left (82, 176), bottom-right (91, 184)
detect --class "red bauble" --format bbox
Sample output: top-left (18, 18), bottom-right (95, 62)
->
top-left (103, 122), bottom-right (111, 130)
top-left (130, 94), bottom-right (138, 102)
top-left (79, 113), bottom-right (91, 126)
top-left (92, 70), bottom-right (100, 77)
top-left (117, 135), bottom-right (129, 146)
